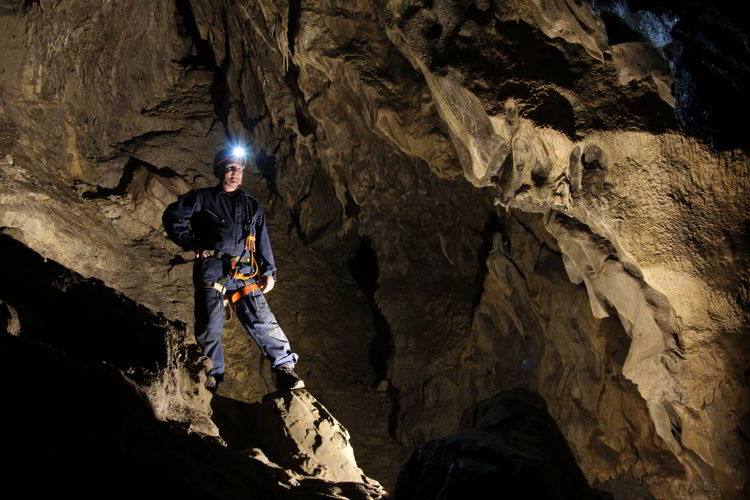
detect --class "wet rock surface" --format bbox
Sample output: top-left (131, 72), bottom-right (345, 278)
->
top-left (0, 1), bottom-right (748, 498)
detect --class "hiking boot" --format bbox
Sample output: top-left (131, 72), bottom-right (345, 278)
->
top-left (275, 364), bottom-right (305, 390)
top-left (205, 373), bottom-right (223, 393)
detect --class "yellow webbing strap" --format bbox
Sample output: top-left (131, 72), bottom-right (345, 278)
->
top-left (231, 234), bottom-right (258, 280)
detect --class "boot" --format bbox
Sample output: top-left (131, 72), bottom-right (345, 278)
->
top-left (205, 373), bottom-right (223, 393)
top-left (275, 364), bottom-right (305, 390)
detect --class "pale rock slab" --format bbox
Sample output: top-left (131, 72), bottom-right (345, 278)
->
top-left (256, 389), bottom-right (384, 490)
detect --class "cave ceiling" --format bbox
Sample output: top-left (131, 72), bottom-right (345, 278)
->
top-left (0, 1), bottom-right (748, 499)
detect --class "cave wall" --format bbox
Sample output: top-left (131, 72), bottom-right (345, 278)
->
top-left (0, 1), bottom-right (748, 498)
top-left (0, 0), bottom-right (408, 488)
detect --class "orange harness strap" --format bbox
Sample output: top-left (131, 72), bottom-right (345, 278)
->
top-left (203, 235), bottom-right (261, 323)
top-left (229, 283), bottom-right (261, 304)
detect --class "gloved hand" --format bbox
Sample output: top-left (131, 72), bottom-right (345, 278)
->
top-left (259, 275), bottom-right (275, 294)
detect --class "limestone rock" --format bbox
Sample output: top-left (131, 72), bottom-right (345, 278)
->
top-left (461, 214), bottom-right (687, 497)
top-left (0, 1), bottom-right (748, 498)
top-left (127, 166), bottom-right (192, 230)
top-left (0, 2), bottom-right (409, 488)
top-left (584, 0), bottom-right (750, 149)
top-left (0, 234), bottom-right (218, 438)
top-left (0, 233), bottom-right (385, 496)
top-left (256, 389), bottom-right (381, 487)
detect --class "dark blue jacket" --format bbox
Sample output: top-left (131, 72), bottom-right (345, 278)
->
top-left (162, 184), bottom-right (276, 284)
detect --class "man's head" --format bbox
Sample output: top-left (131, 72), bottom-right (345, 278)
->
top-left (213, 146), bottom-right (247, 192)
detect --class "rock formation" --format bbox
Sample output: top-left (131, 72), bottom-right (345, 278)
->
top-left (0, 0), bottom-right (748, 498)
top-left (395, 389), bottom-right (612, 499)
top-left (1, 333), bottom-right (385, 499)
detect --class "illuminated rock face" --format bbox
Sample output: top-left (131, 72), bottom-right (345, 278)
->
top-left (0, 1), bottom-right (748, 498)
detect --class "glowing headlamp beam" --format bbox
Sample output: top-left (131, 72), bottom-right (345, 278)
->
top-left (232, 146), bottom-right (247, 159)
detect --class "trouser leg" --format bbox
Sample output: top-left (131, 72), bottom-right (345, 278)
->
top-left (194, 287), bottom-right (225, 377)
top-left (234, 292), bottom-right (298, 368)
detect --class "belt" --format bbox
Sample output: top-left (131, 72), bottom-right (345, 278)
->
top-left (203, 281), bottom-right (260, 301)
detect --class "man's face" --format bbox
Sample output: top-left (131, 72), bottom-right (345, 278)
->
top-left (222, 161), bottom-right (244, 191)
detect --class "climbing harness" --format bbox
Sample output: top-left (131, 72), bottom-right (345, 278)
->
top-left (200, 234), bottom-right (261, 322)
top-left (234, 234), bottom-right (257, 281)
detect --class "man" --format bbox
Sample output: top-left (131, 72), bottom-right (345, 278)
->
top-left (163, 146), bottom-right (303, 392)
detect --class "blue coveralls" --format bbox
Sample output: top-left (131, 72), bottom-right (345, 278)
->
top-left (162, 184), bottom-right (298, 378)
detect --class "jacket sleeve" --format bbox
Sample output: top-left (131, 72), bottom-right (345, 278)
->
top-left (162, 190), bottom-right (203, 251)
top-left (254, 205), bottom-right (277, 279)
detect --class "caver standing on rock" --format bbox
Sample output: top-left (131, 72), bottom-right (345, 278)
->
top-left (162, 146), bottom-right (303, 392)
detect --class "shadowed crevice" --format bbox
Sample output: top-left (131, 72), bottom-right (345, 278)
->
top-left (348, 236), bottom-right (391, 383)
top-left (174, 0), bottom-right (230, 127)
top-left (471, 209), bottom-right (507, 318)
top-left (81, 155), bottom-right (181, 199)
top-left (283, 0), bottom-right (314, 136)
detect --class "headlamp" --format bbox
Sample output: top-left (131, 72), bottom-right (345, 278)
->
top-left (232, 146), bottom-right (246, 160)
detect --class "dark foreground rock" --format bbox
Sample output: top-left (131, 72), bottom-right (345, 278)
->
top-left (0, 335), bottom-right (383, 500)
top-left (395, 388), bottom-right (612, 500)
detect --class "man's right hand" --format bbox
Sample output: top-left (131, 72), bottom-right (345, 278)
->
top-left (195, 250), bottom-right (212, 259)
top-left (259, 275), bottom-right (275, 294)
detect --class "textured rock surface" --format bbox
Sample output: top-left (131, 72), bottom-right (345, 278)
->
top-left (584, 0), bottom-right (750, 150)
top-left (0, 298), bottom-right (21, 335)
top-left (462, 213), bottom-right (686, 497)
top-left (256, 390), bottom-right (380, 485)
top-left (0, 234), bottom-right (384, 497)
top-left (1, 1), bottom-right (405, 488)
top-left (0, 1), bottom-right (748, 498)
